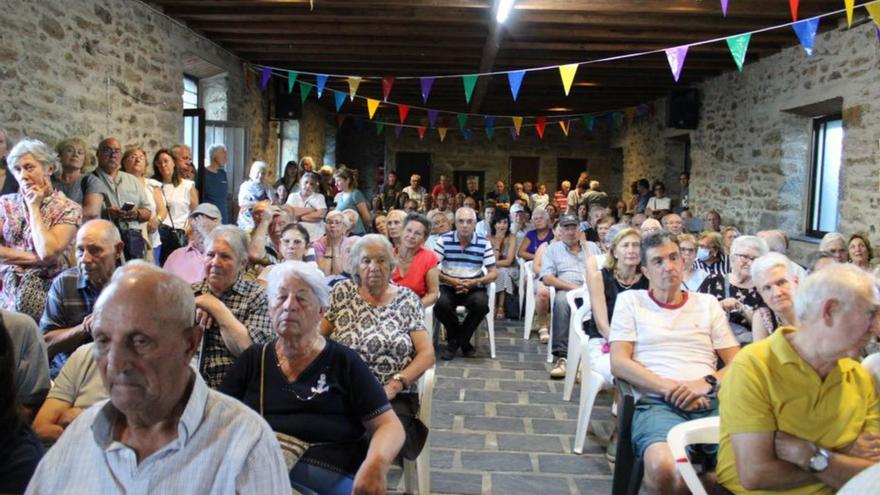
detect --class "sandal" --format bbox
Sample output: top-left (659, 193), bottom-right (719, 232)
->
top-left (538, 327), bottom-right (550, 344)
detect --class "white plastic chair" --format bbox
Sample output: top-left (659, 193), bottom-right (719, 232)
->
top-left (517, 257), bottom-right (528, 316)
top-left (667, 416), bottom-right (720, 495)
top-left (861, 352), bottom-right (880, 392)
top-left (522, 261), bottom-right (555, 362)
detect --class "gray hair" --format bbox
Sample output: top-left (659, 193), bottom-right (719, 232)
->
top-left (325, 210), bottom-right (350, 229)
top-left (751, 252), bottom-right (794, 286)
top-left (819, 232), bottom-right (847, 252)
top-left (795, 263), bottom-right (876, 322)
top-left (207, 143), bottom-right (227, 163)
top-left (349, 234), bottom-right (398, 285)
top-left (97, 260), bottom-right (195, 328)
top-left (640, 230), bottom-right (679, 267)
top-left (757, 229), bottom-right (788, 253)
top-left (249, 160), bottom-right (268, 179)
top-left (205, 225), bottom-right (249, 264)
top-left (605, 223), bottom-right (630, 246)
top-left (80, 218), bottom-right (122, 245)
top-left (7, 138), bottom-right (60, 176)
top-left (531, 207), bottom-right (550, 221)
top-left (730, 235), bottom-right (769, 257)
top-left (266, 260), bottom-right (330, 310)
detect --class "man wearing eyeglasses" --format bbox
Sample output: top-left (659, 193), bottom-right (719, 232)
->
top-left (85, 138), bottom-right (151, 259)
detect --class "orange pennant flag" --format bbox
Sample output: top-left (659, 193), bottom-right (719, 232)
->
top-left (559, 120), bottom-right (570, 136)
top-left (348, 77), bottom-right (362, 101)
top-left (511, 116), bottom-right (523, 135)
top-left (438, 127), bottom-right (448, 142)
top-left (418, 126), bottom-right (427, 140)
top-left (367, 98), bottom-right (379, 119)
top-left (558, 64), bottom-right (578, 96)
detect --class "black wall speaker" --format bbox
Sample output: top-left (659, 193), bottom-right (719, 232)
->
top-left (667, 88), bottom-right (700, 129)
top-left (273, 79), bottom-right (301, 120)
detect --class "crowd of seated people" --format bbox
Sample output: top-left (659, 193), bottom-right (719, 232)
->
top-left (2, 129), bottom-right (880, 494)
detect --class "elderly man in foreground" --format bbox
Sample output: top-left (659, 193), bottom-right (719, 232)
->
top-left (25, 263), bottom-right (290, 494)
top-left (716, 264), bottom-right (880, 494)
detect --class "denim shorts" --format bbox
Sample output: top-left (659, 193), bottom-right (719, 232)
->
top-left (631, 396), bottom-right (718, 458)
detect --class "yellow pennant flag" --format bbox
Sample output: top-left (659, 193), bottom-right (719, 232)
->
top-left (512, 116), bottom-right (523, 135)
top-left (867, 2), bottom-right (880, 26)
top-left (558, 64), bottom-right (578, 96)
top-left (367, 98), bottom-right (380, 119)
top-left (438, 127), bottom-right (448, 142)
top-left (348, 77), bottom-right (362, 101)
top-left (559, 120), bottom-right (570, 136)
top-left (845, 0), bottom-right (855, 27)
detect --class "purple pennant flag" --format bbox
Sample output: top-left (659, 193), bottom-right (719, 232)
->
top-left (394, 125), bottom-right (403, 138)
top-left (509, 127), bottom-right (518, 140)
top-left (877, 27), bottom-right (880, 43)
top-left (792, 18), bottom-right (820, 56)
top-left (420, 77), bottom-right (435, 103)
top-left (333, 91), bottom-right (346, 112)
top-left (315, 75), bottom-right (328, 98)
top-left (720, 0), bottom-right (729, 16)
top-left (428, 110), bottom-right (439, 128)
top-left (665, 46), bottom-right (689, 82)
top-left (260, 67), bottom-right (271, 90)
top-left (507, 71), bottom-right (525, 101)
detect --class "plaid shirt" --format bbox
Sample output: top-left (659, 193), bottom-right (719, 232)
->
top-left (191, 277), bottom-right (273, 388)
top-left (39, 267), bottom-right (102, 377)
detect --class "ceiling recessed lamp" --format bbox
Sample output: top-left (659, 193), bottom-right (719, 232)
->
top-left (574, 81), bottom-right (601, 87)
top-left (546, 107), bottom-right (573, 112)
top-left (496, 0), bottom-right (516, 24)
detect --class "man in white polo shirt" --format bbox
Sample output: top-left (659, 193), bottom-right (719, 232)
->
top-left (610, 230), bottom-right (740, 495)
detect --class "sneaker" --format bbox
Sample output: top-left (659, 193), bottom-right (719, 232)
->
top-left (538, 327), bottom-right (550, 344)
top-left (550, 357), bottom-right (567, 379)
top-left (440, 347), bottom-right (456, 361)
top-left (605, 435), bottom-right (618, 462)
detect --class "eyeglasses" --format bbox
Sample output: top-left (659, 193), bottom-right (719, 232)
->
top-left (680, 247), bottom-right (696, 254)
top-left (99, 147), bottom-right (122, 155)
top-left (733, 253), bottom-right (758, 262)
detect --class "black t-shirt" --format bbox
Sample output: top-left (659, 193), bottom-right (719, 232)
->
top-left (585, 268), bottom-right (649, 339)
top-left (220, 339), bottom-right (392, 474)
top-left (697, 272), bottom-right (765, 330)
top-left (0, 426), bottom-right (44, 493)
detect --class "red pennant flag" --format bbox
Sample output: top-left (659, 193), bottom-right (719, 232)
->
top-left (382, 77), bottom-right (395, 101)
top-left (535, 117), bottom-right (546, 139)
top-left (398, 105), bottom-right (410, 124)
top-left (418, 126), bottom-right (427, 140)
top-left (789, 0), bottom-right (799, 21)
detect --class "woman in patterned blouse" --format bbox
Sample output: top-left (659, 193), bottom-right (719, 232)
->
top-left (0, 139), bottom-right (81, 322)
top-left (321, 234), bottom-right (435, 459)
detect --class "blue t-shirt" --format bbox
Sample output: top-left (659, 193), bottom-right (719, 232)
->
top-left (0, 426), bottom-right (44, 493)
top-left (334, 190), bottom-right (368, 235)
top-left (203, 168), bottom-right (229, 224)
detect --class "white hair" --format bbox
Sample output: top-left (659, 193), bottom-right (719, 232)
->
top-left (795, 263), bottom-right (875, 322)
top-left (531, 207), bottom-right (550, 221)
top-left (7, 138), bottom-right (59, 176)
top-left (730, 235), bottom-right (769, 257)
top-left (249, 160), bottom-right (268, 179)
top-left (205, 225), bottom-right (249, 264)
top-left (750, 252), bottom-right (794, 286)
top-left (348, 234), bottom-right (397, 285)
top-left (757, 230), bottom-right (787, 253)
top-left (819, 232), bottom-right (846, 252)
top-left (266, 260), bottom-right (330, 310)
top-left (97, 260), bottom-right (195, 327)
top-left (207, 143), bottom-right (227, 163)
top-left (325, 210), bottom-right (350, 229)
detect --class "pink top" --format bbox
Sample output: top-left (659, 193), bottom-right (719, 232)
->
top-left (163, 244), bottom-right (206, 284)
top-left (391, 246), bottom-right (438, 298)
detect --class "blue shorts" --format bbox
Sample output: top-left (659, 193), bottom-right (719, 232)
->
top-left (631, 396), bottom-right (718, 458)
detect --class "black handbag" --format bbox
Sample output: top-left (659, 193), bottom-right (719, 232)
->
top-left (119, 228), bottom-right (146, 260)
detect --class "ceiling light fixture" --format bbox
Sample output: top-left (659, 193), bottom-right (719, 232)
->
top-left (496, 0), bottom-right (516, 24)
top-left (546, 107), bottom-right (573, 112)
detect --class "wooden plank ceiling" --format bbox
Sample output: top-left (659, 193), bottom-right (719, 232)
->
top-left (150, 0), bottom-right (845, 124)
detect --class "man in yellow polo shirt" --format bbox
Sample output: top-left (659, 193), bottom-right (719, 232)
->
top-left (717, 264), bottom-right (880, 494)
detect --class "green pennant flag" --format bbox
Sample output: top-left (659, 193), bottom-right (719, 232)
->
top-left (457, 113), bottom-right (468, 131)
top-left (582, 114), bottom-right (595, 131)
top-left (287, 71), bottom-right (298, 93)
top-left (726, 33), bottom-right (751, 72)
top-left (376, 122), bottom-right (385, 136)
top-left (485, 127), bottom-right (495, 141)
top-left (299, 82), bottom-right (312, 104)
top-left (462, 75), bottom-right (478, 104)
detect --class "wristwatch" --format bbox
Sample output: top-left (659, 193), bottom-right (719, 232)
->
top-left (808, 446), bottom-right (831, 473)
top-left (392, 373), bottom-right (408, 388)
top-left (703, 374), bottom-right (718, 396)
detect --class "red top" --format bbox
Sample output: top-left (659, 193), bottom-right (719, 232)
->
top-left (431, 184), bottom-right (458, 198)
top-left (392, 246), bottom-right (439, 298)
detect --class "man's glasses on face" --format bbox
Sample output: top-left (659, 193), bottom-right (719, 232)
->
top-left (99, 147), bottom-right (122, 155)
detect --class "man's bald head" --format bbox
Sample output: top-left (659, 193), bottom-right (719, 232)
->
top-left (96, 262), bottom-right (194, 331)
top-left (78, 219), bottom-right (121, 245)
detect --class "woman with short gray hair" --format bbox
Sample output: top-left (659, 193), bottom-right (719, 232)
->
top-left (750, 252), bottom-right (798, 341)
top-left (237, 160), bottom-right (275, 231)
top-left (0, 138), bottom-right (81, 322)
top-left (314, 210), bottom-right (356, 279)
top-left (819, 232), bottom-right (848, 263)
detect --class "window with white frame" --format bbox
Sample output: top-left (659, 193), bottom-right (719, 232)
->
top-left (806, 115), bottom-right (843, 237)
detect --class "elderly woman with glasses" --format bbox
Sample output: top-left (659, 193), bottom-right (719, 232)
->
top-left (819, 232), bottom-right (848, 263)
top-left (314, 210), bottom-right (356, 279)
top-left (750, 252), bottom-right (799, 341)
top-left (698, 235), bottom-right (769, 343)
top-left (221, 261), bottom-right (404, 494)
top-left (321, 234), bottom-right (434, 462)
top-left (0, 139), bottom-right (81, 322)
top-left (237, 161), bottom-right (276, 231)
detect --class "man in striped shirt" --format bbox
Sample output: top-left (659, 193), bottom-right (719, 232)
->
top-left (554, 180), bottom-right (571, 212)
top-left (434, 207), bottom-right (497, 361)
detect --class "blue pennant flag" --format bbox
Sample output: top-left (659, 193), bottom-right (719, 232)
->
top-left (507, 71), bottom-right (525, 101)
top-left (316, 74), bottom-right (328, 98)
top-left (334, 91), bottom-right (346, 111)
top-left (792, 18), bottom-right (820, 56)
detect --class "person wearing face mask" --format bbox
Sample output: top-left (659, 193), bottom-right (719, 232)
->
top-left (678, 233), bottom-right (708, 292)
top-left (750, 252), bottom-right (799, 341)
top-left (696, 231), bottom-right (729, 275)
top-left (285, 171), bottom-right (328, 242)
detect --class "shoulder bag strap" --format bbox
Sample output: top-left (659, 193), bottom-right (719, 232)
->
top-left (260, 343), bottom-right (267, 416)
top-left (158, 184), bottom-right (177, 230)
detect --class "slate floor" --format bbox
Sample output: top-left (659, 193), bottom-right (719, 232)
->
top-left (389, 319), bottom-right (616, 494)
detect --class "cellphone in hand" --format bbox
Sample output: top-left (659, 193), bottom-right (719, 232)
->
top-left (121, 202), bottom-right (135, 211)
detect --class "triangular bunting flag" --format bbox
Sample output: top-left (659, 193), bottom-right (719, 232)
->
top-left (665, 46), bottom-right (689, 82)
top-left (507, 71), bottom-right (525, 101)
top-left (867, 3), bottom-right (880, 27)
top-left (260, 67), bottom-right (271, 90)
top-left (420, 77), bottom-right (435, 103)
top-left (287, 71), bottom-right (298, 93)
top-left (559, 120), bottom-right (570, 137)
top-left (720, 0), bottom-right (729, 16)
top-left (438, 127), bottom-right (448, 142)
top-left (558, 64), bottom-right (578, 96)
top-left (535, 117), bottom-right (546, 139)
top-left (789, 0), bottom-right (799, 21)
top-left (337, 115), bottom-right (346, 128)
top-left (366, 99), bottom-right (380, 120)
top-left (792, 18), bottom-right (820, 56)
top-left (417, 126), bottom-right (426, 140)
top-left (375, 122), bottom-right (384, 136)
top-left (877, 26), bottom-right (880, 43)
top-left (726, 33), bottom-right (751, 71)
top-left (509, 127), bottom-right (518, 141)
top-left (582, 114), bottom-right (595, 131)
top-left (315, 74), bottom-right (328, 98)
top-left (394, 125), bottom-right (403, 138)
top-left (486, 127), bottom-right (495, 141)
top-left (333, 91), bottom-right (346, 112)
top-left (299, 82), bottom-right (312, 104)
top-left (613, 112), bottom-right (624, 128)
top-left (398, 105), bottom-right (410, 124)
top-left (382, 77), bottom-right (395, 101)
top-left (348, 77), bottom-right (362, 101)
top-left (428, 110), bottom-right (439, 128)
top-left (462, 75), bottom-right (478, 104)
top-left (457, 114), bottom-right (468, 131)
top-left (485, 116), bottom-right (494, 141)
top-left (462, 128), bottom-right (472, 141)
top-left (845, 0), bottom-right (854, 27)
top-left (511, 116), bottom-right (523, 135)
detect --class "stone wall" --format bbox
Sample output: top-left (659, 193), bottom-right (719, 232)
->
top-left (0, 0), bottom-right (274, 174)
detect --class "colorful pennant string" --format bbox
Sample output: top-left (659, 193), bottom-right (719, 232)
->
top-left (315, 74), bottom-right (328, 98)
top-left (559, 120), bottom-right (570, 136)
top-left (417, 126), bottom-right (426, 140)
top-left (438, 127), bottom-right (448, 142)
top-left (420, 77), bottom-right (434, 103)
top-left (726, 33), bottom-right (751, 71)
top-left (287, 71), bottom-right (298, 93)
top-left (348, 77), bottom-right (362, 101)
top-left (298, 82), bottom-right (312, 104)
top-left (260, 67), bottom-right (271, 90)
top-left (512, 116), bottom-right (523, 135)
top-left (334, 91), bottom-right (346, 111)
top-left (792, 18), bottom-right (820, 56)
top-left (367, 98), bottom-right (379, 119)
top-left (382, 77), bottom-right (395, 101)
top-left (720, 0), bottom-right (729, 16)
top-left (558, 64), bottom-right (578, 96)
top-left (398, 105), bottom-right (410, 124)
top-left (535, 117), bottom-right (546, 139)
top-left (789, 0), bottom-right (800, 21)
top-left (665, 46), bottom-right (689, 82)
top-left (375, 122), bottom-right (384, 135)
top-left (463, 75), bottom-right (478, 104)
top-left (508, 71), bottom-right (525, 101)
top-left (845, 0), bottom-right (855, 27)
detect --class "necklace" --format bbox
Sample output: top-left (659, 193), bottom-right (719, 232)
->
top-left (615, 270), bottom-right (640, 289)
